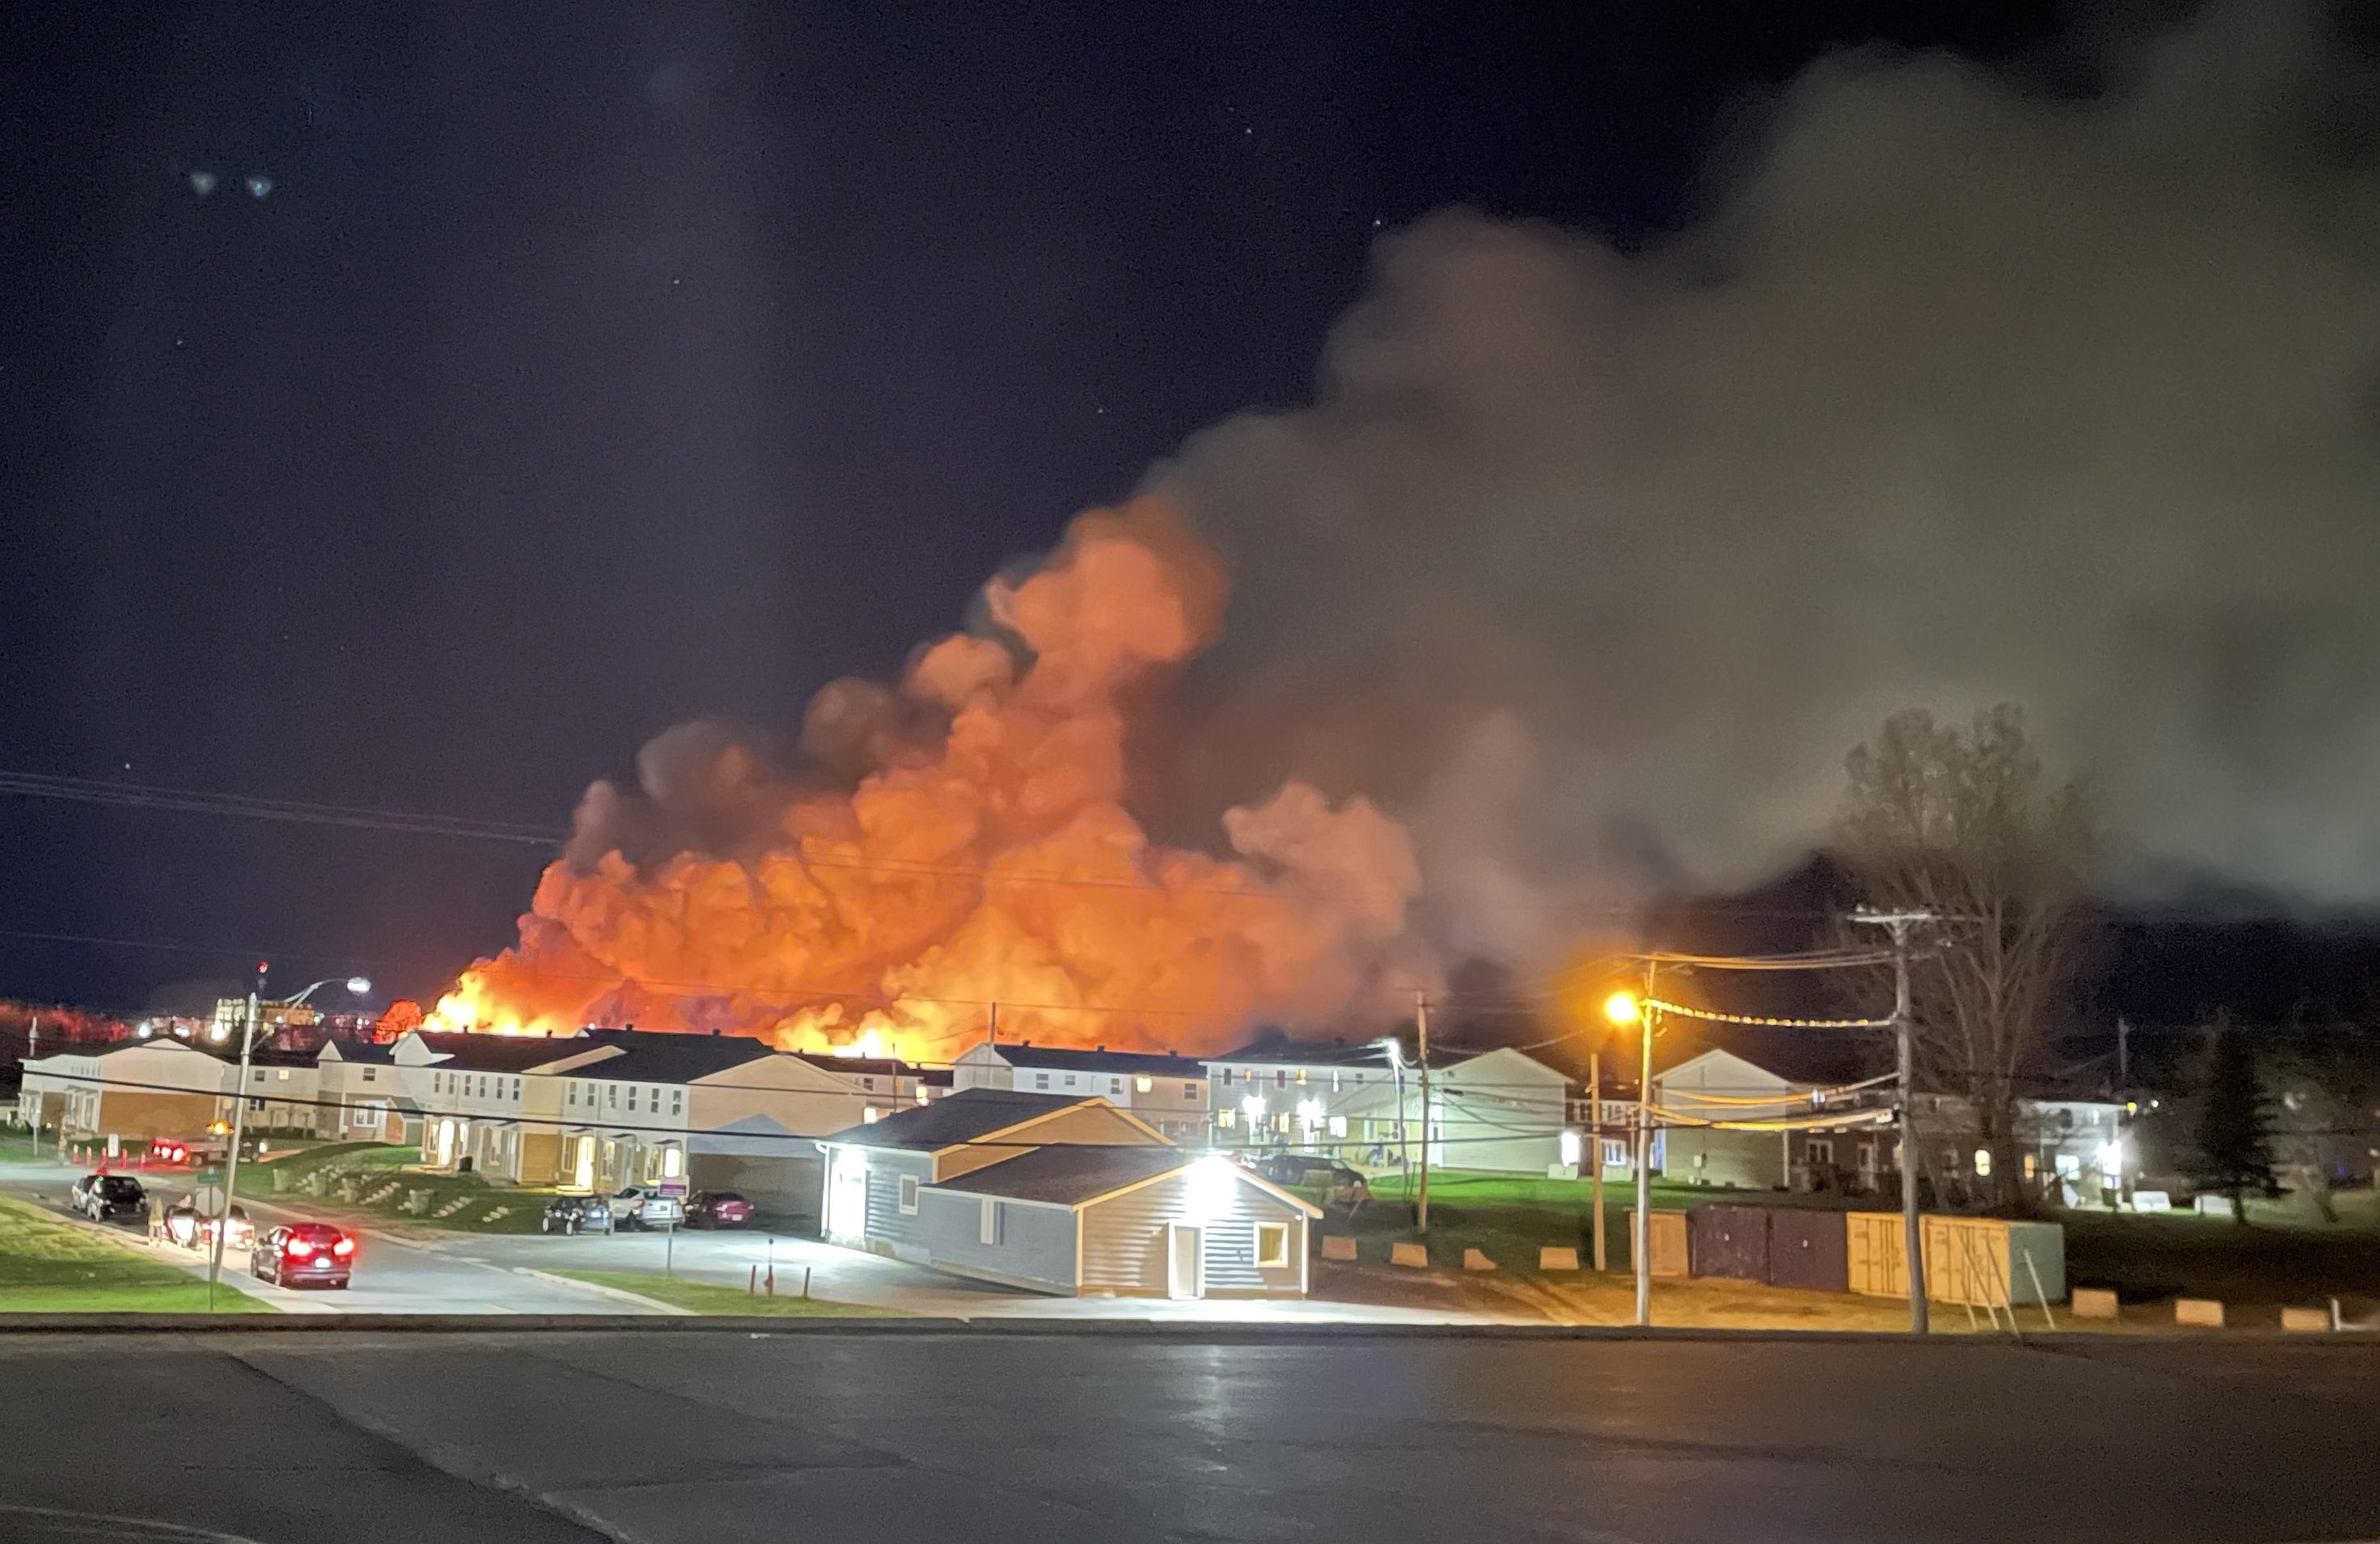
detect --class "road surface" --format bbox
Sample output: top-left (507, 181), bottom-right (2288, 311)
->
top-left (0, 1329), bottom-right (2371, 1543)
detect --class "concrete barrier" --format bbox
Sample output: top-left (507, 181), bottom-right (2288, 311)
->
top-left (2175, 1297), bottom-right (2225, 1328)
top-left (1462, 1248), bottom-right (1497, 1272)
top-left (2070, 1287), bottom-right (2119, 1320)
top-left (1539, 1247), bottom-right (1581, 1273)
top-left (1389, 1242), bottom-right (1429, 1269)
top-left (2280, 1307), bottom-right (2331, 1334)
top-left (1320, 1234), bottom-right (1358, 1262)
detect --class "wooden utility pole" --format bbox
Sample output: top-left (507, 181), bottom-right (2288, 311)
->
top-left (1853, 909), bottom-right (1933, 1334)
top-left (1632, 961), bottom-right (1658, 1327)
top-left (1414, 988), bottom-right (1431, 1233)
top-left (1589, 1049), bottom-right (1606, 1272)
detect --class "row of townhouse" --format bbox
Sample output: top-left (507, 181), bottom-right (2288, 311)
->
top-left (16, 1037), bottom-right (321, 1147)
top-left (955, 1036), bottom-right (1582, 1176)
top-left (1650, 1038), bottom-right (2129, 1204)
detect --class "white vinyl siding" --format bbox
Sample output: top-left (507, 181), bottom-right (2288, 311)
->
top-left (1078, 1169), bottom-right (1306, 1297)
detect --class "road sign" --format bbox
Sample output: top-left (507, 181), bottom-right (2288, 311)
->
top-left (194, 1185), bottom-right (227, 1217)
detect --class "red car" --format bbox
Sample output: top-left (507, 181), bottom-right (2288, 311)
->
top-left (146, 1139), bottom-right (193, 1167)
top-left (249, 1223), bottom-right (357, 1289)
top-left (684, 1190), bottom-right (753, 1228)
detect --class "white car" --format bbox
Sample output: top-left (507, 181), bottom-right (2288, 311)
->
top-left (608, 1187), bottom-right (684, 1230)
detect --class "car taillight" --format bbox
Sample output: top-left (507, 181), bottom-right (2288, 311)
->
top-left (286, 1239), bottom-right (315, 1258)
top-left (332, 1237), bottom-right (355, 1257)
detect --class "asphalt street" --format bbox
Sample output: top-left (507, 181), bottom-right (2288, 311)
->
top-left (0, 1330), bottom-right (2372, 1544)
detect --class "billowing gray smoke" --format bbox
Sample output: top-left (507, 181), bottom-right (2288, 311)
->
top-left (1151, 0), bottom-right (2380, 936)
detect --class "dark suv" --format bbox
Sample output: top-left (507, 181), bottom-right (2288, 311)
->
top-left (541, 1194), bottom-right (613, 1235)
top-left (70, 1173), bottom-right (146, 1223)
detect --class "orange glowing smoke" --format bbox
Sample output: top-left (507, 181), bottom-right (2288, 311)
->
top-left (431, 498), bottom-right (1425, 1063)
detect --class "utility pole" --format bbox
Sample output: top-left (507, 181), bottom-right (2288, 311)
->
top-left (2115, 1016), bottom-right (2129, 1096)
top-left (1414, 988), bottom-right (1431, 1232)
top-left (209, 961), bottom-right (267, 1302)
top-left (1633, 961), bottom-right (1658, 1327)
top-left (1588, 1046), bottom-right (1606, 1272)
top-left (1853, 910), bottom-right (1932, 1334)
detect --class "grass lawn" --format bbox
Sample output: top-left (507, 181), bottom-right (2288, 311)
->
top-left (552, 1270), bottom-right (904, 1317)
top-left (0, 1195), bottom-right (273, 1313)
top-left (247, 1143), bottom-right (555, 1233)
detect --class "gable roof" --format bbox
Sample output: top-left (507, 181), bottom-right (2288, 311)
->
top-left (786, 1052), bottom-right (917, 1080)
top-left (565, 1033), bottom-right (780, 1085)
top-left (409, 1030), bottom-right (595, 1074)
top-left (317, 1039), bottom-right (394, 1064)
top-left (1209, 1036), bottom-right (1395, 1069)
top-left (986, 1045), bottom-right (1208, 1078)
top-left (819, 1088), bottom-right (1129, 1152)
top-left (930, 1145), bottom-right (1322, 1215)
top-left (1661, 1026), bottom-right (1885, 1089)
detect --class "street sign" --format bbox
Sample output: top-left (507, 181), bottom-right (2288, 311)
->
top-left (194, 1185), bottom-right (227, 1217)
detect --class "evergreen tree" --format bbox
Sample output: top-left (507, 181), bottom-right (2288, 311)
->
top-left (2194, 1022), bottom-right (2276, 1222)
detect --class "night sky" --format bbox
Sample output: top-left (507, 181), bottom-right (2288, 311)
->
top-left (6, 0), bottom-right (2235, 1020)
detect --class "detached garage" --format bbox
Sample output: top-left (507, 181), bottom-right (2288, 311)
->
top-left (817, 1089), bottom-right (1319, 1299)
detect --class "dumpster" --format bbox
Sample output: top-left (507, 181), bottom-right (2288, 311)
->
top-left (1767, 1208), bottom-right (1849, 1293)
top-left (1624, 1208), bottom-right (1690, 1278)
top-left (1846, 1211), bottom-right (2066, 1305)
top-left (1687, 1203), bottom-right (1771, 1283)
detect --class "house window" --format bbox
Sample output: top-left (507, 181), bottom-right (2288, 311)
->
top-left (1221, 1067), bottom-right (1234, 1085)
top-left (670, 1090), bottom-right (683, 1116)
top-left (1328, 1115), bottom-right (1347, 1138)
top-left (862, 1077), bottom-right (875, 1091)
top-left (1135, 1075), bottom-right (1153, 1093)
top-left (1112, 1078), bottom-right (1124, 1095)
top-left (2022, 1153), bottom-right (2038, 1180)
top-left (979, 1198), bottom-right (1002, 1246)
top-left (252, 1069), bottom-right (265, 1084)
top-left (1256, 1223), bottom-right (1290, 1269)
top-left (1218, 1109), bottom-right (1236, 1130)
top-left (1034, 1073), bottom-right (1049, 1091)
top-left (863, 1106), bottom-right (881, 1123)
top-left (1973, 1148), bottom-right (1993, 1177)
top-left (277, 1069), bottom-right (290, 1081)
top-left (1331, 1070), bottom-right (1341, 1092)
top-left (361, 1067), bottom-right (376, 1084)
top-left (608, 1086), bottom-right (618, 1109)
top-left (1806, 1139), bottom-right (1835, 1166)
top-left (628, 1088), bottom-right (639, 1112)
top-left (1184, 1083), bottom-right (1197, 1099)
top-left (511, 1078), bottom-right (521, 1100)
top-left (661, 1147), bottom-right (684, 1179)
top-left (1295, 1068), bottom-right (1307, 1084)
top-left (900, 1174), bottom-right (919, 1215)
top-left (568, 1084), bottom-right (578, 1107)
top-left (1941, 1147), bottom-right (1958, 1172)
top-left (1276, 1070), bottom-right (1286, 1088)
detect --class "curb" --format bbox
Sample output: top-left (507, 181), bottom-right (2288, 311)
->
top-left (511, 1268), bottom-right (693, 1316)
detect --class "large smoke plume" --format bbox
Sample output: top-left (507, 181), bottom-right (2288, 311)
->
top-left (1156, 0), bottom-right (2380, 927)
top-left (447, 2), bottom-right (2380, 1051)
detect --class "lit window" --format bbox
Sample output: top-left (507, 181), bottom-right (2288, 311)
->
top-left (900, 1174), bottom-right (919, 1215)
top-left (1217, 1109), bottom-right (1236, 1130)
top-left (1295, 1068), bottom-right (1307, 1084)
top-left (1135, 1075), bottom-right (1153, 1093)
top-left (1328, 1115), bottom-right (1347, 1138)
top-left (661, 1147), bottom-right (684, 1179)
top-left (914, 1084), bottom-right (928, 1104)
top-left (1256, 1223), bottom-right (1290, 1269)
top-left (1973, 1148), bottom-right (1993, 1177)
top-left (863, 1105), bottom-right (881, 1123)
top-left (1332, 1070), bottom-right (1341, 1092)
top-left (277, 1069), bottom-right (290, 1081)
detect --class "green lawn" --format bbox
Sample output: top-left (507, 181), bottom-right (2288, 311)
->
top-left (248, 1143), bottom-right (556, 1233)
top-left (552, 1270), bottom-right (904, 1317)
top-left (0, 1195), bottom-right (273, 1313)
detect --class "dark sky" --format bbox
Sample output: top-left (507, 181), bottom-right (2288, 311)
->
top-left (2, 0), bottom-right (2080, 1015)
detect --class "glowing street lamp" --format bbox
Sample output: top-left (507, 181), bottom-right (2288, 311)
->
top-left (1603, 990), bottom-right (1641, 1026)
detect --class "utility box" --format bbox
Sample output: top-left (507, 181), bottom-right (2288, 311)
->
top-left (1846, 1211), bottom-right (2066, 1305)
top-left (1626, 1209), bottom-right (1690, 1279)
top-left (1687, 1204), bottom-right (1771, 1283)
top-left (1767, 1208), bottom-right (1849, 1293)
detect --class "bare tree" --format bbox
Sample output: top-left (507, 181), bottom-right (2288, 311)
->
top-left (1836, 706), bottom-right (2092, 1213)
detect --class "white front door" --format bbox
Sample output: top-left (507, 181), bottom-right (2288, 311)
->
top-left (828, 1153), bottom-right (869, 1241)
top-left (1167, 1223), bottom-right (1205, 1300)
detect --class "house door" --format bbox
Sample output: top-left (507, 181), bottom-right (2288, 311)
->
top-left (828, 1153), bottom-right (869, 1241)
top-left (572, 1136), bottom-right (595, 1191)
top-left (1167, 1223), bottom-right (1205, 1300)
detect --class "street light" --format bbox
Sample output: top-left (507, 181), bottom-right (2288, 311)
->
top-left (208, 969), bottom-right (371, 1300)
top-left (1374, 1037), bottom-right (1410, 1205)
top-left (1583, 990), bottom-right (1641, 1275)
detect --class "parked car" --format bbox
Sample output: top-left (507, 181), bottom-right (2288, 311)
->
top-left (249, 1223), bottom-right (355, 1288)
top-left (1253, 1155), bottom-right (1372, 1207)
top-left (541, 1194), bottom-right (614, 1235)
top-left (683, 1190), bottom-right (753, 1228)
top-left (153, 1202), bottom-right (254, 1254)
top-left (70, 1173), bottom-right (146, 1223)
top-left (145, 1139), bottom-right (194, 1167)
top-left (608, 1187), bottom-right (684, 1230)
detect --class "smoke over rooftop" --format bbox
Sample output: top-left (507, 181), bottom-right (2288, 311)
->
top-left (1150, 0), bottom-right (2380, 930)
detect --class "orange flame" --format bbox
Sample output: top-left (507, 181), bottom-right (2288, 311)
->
top-left (432, 498), bottom-right (1425, 1063)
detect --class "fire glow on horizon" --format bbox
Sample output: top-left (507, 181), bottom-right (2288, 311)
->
top-left (429, 498), bottom-right (1430, 1063)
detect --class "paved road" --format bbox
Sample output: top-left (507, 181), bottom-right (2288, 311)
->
top-left (0, 1161), bottom-right (641, 1316)
top-left (0, 1330), bottom-right (2372, 1544)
